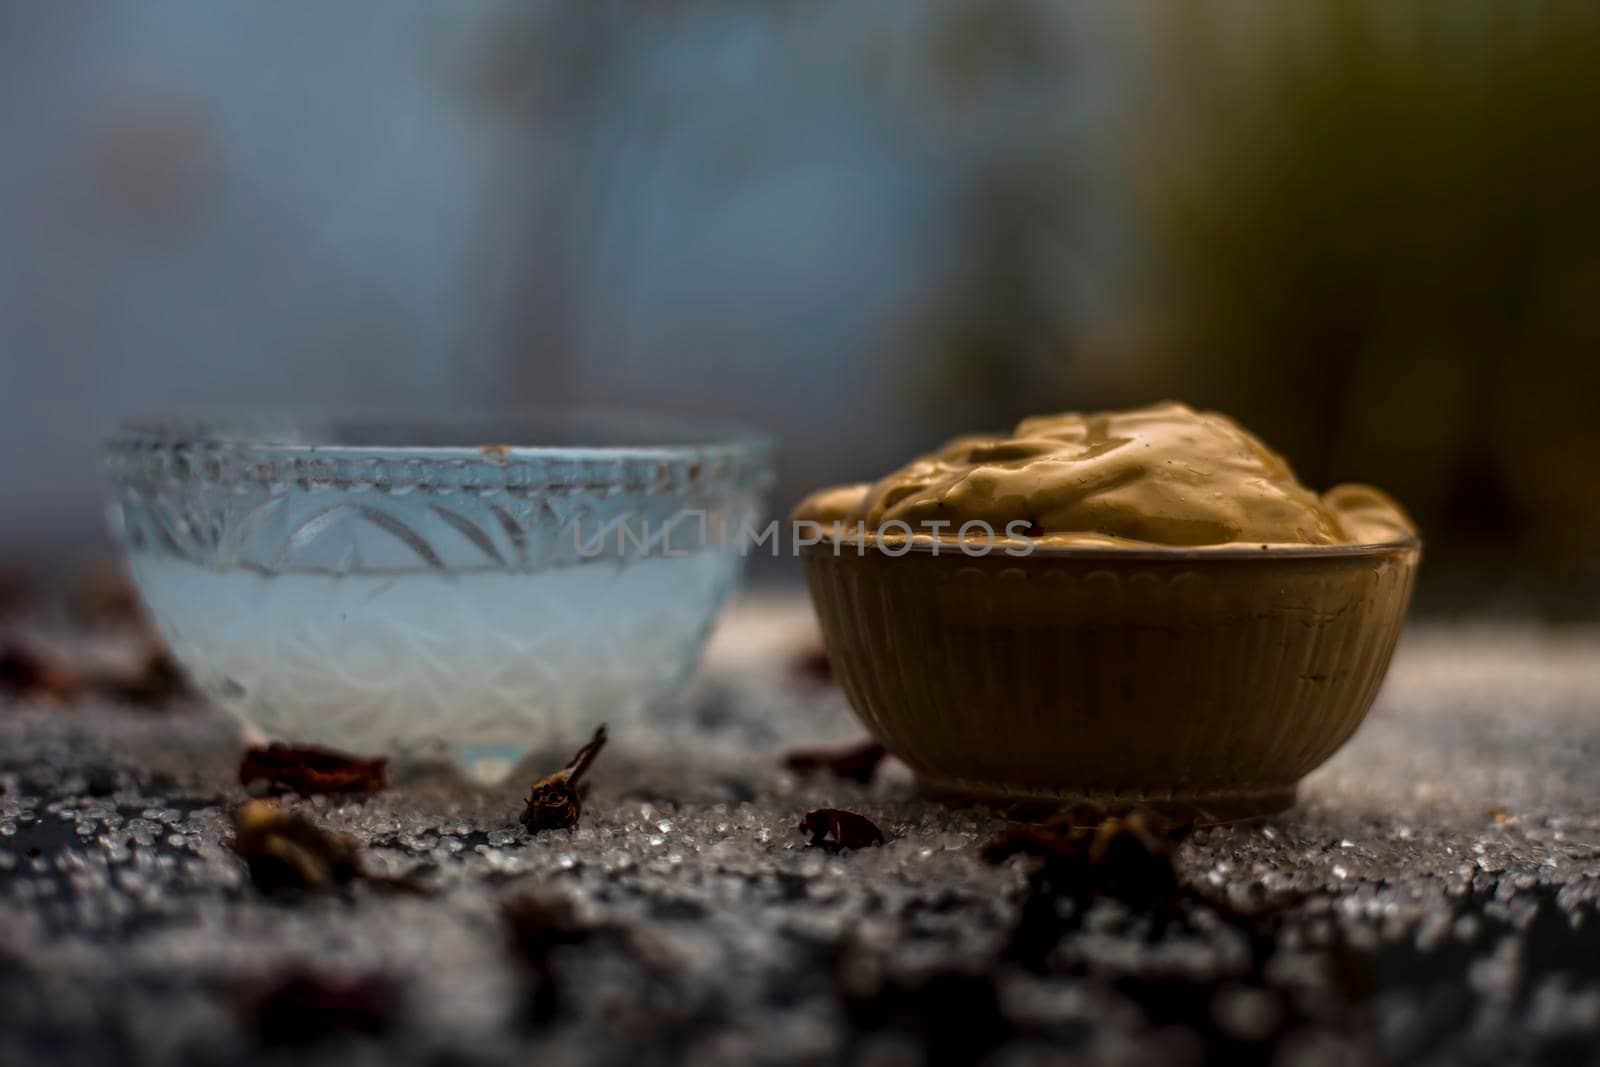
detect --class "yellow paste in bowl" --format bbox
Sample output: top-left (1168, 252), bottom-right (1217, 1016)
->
top-left (794, 401), bottom-right (1414, 548)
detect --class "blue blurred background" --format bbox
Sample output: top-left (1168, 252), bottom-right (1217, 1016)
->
top-left (3, 1), bottom-right (1597, 613)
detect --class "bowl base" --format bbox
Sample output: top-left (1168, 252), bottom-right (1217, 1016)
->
top-left (916, 777), bottom-right (1298, 826)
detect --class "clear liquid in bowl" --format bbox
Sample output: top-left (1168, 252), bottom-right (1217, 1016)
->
top-left (129, 549), bottom-right (736, 783)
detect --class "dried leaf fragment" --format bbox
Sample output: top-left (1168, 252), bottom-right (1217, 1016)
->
top-left (800, 807), bottom-right (886, 852)
top-left (520, 725), bottom-right (608, 833)
top-left (240, 742), bottom-right (387, 797)
top-left (781, 738), bottom-right (887, 785)
top-left (242, 967), bottom-right (398, 1044)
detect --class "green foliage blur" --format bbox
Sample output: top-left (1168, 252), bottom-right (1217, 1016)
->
top-left (1127, 2), bottom-right (1600, 589)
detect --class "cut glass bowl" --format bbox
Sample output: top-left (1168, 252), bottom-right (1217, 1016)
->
top-left (104, 412), bottom-right (774, 783)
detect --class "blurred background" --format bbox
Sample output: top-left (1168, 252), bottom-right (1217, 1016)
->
top-left (2, 0), bottom-right (1597, 615)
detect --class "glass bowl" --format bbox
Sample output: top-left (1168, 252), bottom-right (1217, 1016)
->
top-left (803, 536), bottom-right (1420, 822)
top-left (105, 411), bottom-right (773, 782)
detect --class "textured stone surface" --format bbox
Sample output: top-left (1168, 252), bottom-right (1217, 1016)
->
top-left (2, 601), bottom-right (1599, 1066)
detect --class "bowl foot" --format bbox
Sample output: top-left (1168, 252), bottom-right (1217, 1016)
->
top-left (915, 777), bottom-right (1298, 826)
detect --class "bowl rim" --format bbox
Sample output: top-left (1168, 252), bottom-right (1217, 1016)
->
top-left (802, 533), bottom-right (1421, 561)
top-left (104, 407), bottom-right (773, 462)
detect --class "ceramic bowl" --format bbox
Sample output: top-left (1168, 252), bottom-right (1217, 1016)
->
top-left (105, 411), bottom-right (773, 782)
top-left (803, 537), bottom-right (1419, 821)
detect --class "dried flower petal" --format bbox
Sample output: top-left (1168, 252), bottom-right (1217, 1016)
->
top-left (520, 725), bottom-right (608, 833)
top-left (240, 743), bottom-right (387, 797)
top-left (782, 739), bottom-right (888, 785)
top-left (800, 807), bottom-right (886, 852)
top-left (241, 967), bottom-right (398, 1044)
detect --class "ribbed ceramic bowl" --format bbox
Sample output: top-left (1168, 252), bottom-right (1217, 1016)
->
top-left (803, 537), bottom-right (1419, 822)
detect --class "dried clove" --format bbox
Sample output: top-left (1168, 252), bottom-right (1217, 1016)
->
top-left (231, 800), bottom-right (365, 893)
top-left (240, 743), bottom-right (387, 797)
top-left (781, 738), bottom-right (887, 785)
top-left (241, 967), bottom-right (398, 1044)
top-left (800, 807), bottom-right (886, 852)
top-left (520, 725), bottom-right (608, 833)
